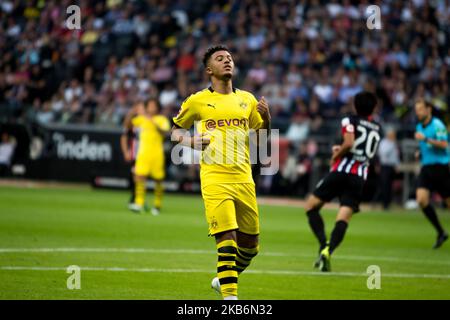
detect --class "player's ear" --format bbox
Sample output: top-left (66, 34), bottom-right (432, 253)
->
top-left (205, 66), bottom-right (213, 76)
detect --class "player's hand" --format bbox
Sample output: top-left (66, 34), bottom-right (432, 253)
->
top-left (191, 133), bottom-right (211, 150)
top-left (415, 132), bottom-right (426, 141)
top-left (329, 145), bottom-right (341, 166)
top-left (257, 96), bottom-right (270, 119)
top-left (414, 150), bottom-right (421, 161)
top-left (332, 145), bottom-right (341, 154)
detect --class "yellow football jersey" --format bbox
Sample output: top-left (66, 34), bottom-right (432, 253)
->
top-left (173, 87), bottom-right (264, 188)
top-left (132, 114), bottom-right (170, 157)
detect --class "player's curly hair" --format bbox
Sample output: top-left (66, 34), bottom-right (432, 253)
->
top-left (354, 91), bottom-right (377, 117)
top-left (202, 45), bottom-right (231, 67)
top-left (144, 97), bottom-right (161, 112)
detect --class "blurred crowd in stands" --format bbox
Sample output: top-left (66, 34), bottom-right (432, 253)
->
top-left (0, 0), bottom-right (449, 201)
top-left (1, 0), bottom-right (448, 128)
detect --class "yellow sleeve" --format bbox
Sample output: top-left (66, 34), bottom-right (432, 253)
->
top-left (173, 95), bottom-right (198, 129)
top-left (131, 115), bottom-right (144, 127)
top-left (154, 116), bottom-right (171, 132)
top-left (248, 94), bottom-right (264, 130)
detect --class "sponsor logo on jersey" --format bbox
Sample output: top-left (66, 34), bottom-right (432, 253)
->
top-left (205, 118), bottom-right (249, 131)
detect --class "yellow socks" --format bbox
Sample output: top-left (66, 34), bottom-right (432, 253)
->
top-left (216, 239), bottom-right (238, 298)
top-left (154, 181), bottom-right (163, 209)
top-left (236, 246), bottom-right (259, 274)
top-left (134, 179), bottom-right (146, 206)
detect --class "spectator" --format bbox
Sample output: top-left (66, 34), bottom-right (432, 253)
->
top-left (0, 133), bottom-right (16, 177)
top-left (286, 113), bottom-right (310, 145)
top-left (377, 128), bottom-right (400, 209)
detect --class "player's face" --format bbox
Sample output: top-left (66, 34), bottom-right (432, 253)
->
top-left (207, 50), bottom-right (234, 80)
top-left (415, 102), bottom-right (430, 123)
top-left (146, 100), bottom-right (158, 116)
top-left (135, 102), bottom-right (145, 115)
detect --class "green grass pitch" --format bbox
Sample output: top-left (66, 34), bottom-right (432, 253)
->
top-left (0, 185), bottom-right (449, 299)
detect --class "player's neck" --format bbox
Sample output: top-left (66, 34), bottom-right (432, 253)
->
top-left (423, 115), bottom-right (432, 126)
top-left (210, 78), bottom-right (233, 95)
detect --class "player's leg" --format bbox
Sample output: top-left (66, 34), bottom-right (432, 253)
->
top-left (416, 187), bottom-right (446, 248)
top-left (132, 174), bottom-right (147, 212)
top-left (329, 206), bottom-right (353, 254)
top-left (318, 174), bottom-right (362, 272)
top-left (436, 195), bottom-right (450, 248)
top-left (417, 166), bottom-right (448, 248)
top-left (235, 232), bottom-right (258, 275)
top-left (128, 163), bottom-right (136, 204)
top-left (131, 156), bottom-right (150, 212)
top-left (151, 179), bottom-right (163, 215)
top-left (317, 206), bottom-right (353, 272)
top-left (305, 194), bottom-right (327, 252)
top-left (203, 185), bottom-right (239, 299)
top-left (234, 183), bottom-right (260, 275)
top-left (215, 230), bottom-right (239, 300)
top-left (149, 156), bottom-right (165, 215)
top-left (432, 172), bottom-right (450, 247)
top-left (306, 173), bottom-right (339, 256)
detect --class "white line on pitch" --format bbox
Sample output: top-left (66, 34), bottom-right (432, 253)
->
top-left (0, 247), bottom-right (449, 266)
top-left (1, 266), bottom-right (450, 280)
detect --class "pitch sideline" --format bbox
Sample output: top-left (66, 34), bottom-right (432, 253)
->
top-left (0, 265), bottom-right (449, 280)
top-left (0, 247), bottom-right (449, 266)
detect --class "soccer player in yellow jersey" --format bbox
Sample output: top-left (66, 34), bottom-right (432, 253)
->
top-left (124, 98), bottom-right (170, 215)
top-left (172, 45), bottom-right (271, 300)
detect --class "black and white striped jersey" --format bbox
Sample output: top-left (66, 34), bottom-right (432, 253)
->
top-left (331, 115), bottom-right (382, 180)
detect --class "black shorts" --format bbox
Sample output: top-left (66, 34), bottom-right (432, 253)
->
top-left (313, 172), bottom-right (365, 213)
top-left (417, 164), bottom-right (450, 198)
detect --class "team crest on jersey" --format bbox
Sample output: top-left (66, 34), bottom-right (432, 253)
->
top-left (239, 101), bottom-right (248, 109)
top-left (210, 216), bottom-right (218, 230)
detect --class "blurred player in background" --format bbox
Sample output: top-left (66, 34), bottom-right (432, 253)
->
top-left (120, 101), bottom-right (143, 207)
top-left (414, 99), bottom-right (449, 249)
top-left (377, 128), bottom-right (400, 210)
top-left (304, 92), bottom-right (381, 272)
top-left (124, 98), bottom-right (170, 215)
top-left (171, 45), bottom-right (271, 300)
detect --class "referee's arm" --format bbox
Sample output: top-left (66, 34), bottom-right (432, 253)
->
top-left (415, 132), bottom-right (448, 149)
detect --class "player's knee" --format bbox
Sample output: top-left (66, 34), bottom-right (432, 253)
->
top-left (416, 195), bottom-right (429, 208)
top-left (238, 244), bottom-right (259, 261)
top-left (215, 230), bottom-right (237, 244)
top-left (305, 195), bottom-right (321, 212)
top-left (247, 245), bottom-right (259, 260)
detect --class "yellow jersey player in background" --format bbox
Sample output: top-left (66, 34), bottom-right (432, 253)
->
top-left (120, 101), bottom-right (144, 207)
top-left (124, 98), bottom-right (170, 215)
top-left (172, 45), bottom-right (271, 300)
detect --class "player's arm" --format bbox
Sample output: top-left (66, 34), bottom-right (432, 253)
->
top-left (171, 96), bottom-right (210, 150)
top-left (250, 96), bottom-right (271, 150)
top-left (414, 132), bottom-right (448, 149)
top-left (151, 118), bottom-right (170, 137)
top-left (256, 96), bottom-right (271, 133)
top-left (123, 107), bottom-right (138, 130)
top-left (120, 131), bottom-right (132, 162)
top-left (331, 132), bottom-right (355, 164)
top-left (171, 125), bottom-right (210, 150)
top-left (121, 108), bottom-right (138, 162)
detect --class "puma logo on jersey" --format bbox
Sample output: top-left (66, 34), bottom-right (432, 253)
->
top-left (206, 103), bottom-right (216, 109)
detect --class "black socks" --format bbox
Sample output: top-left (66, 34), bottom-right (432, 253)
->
top-left (329, 220), bottom-right (348, 254)
top-left (306, 209), bottom-right (327, 251)
top-left (422, 205), bottom-right (445, 235)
